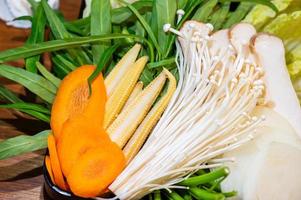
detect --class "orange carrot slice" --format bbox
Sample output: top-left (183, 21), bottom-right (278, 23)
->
top-left (45, 155), bottom-right (55, 184)
top-left (48, 133), bottom-right (67, 191)
top-left (51, 65), bottom-right (107, 139)
top-left (57, 116), bottom-right (111, 177)
top-left (67, 143), bottom-right (126, 198)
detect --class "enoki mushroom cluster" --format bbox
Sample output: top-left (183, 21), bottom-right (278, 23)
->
top-left (109, 21), bottom-right (266, 200)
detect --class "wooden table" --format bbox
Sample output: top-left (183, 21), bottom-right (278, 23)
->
top-left (0, 1), bottom-right (82, 199)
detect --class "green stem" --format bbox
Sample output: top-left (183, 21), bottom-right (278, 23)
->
top-left (154, 190), bottom-right (161, 200)
top-left (167, 191), bottom-right (184, 200)
top-left (190, 187), bottom-right (225, 200)
top-left (223, 191), bottom-right (237, 197)
top-left (179, 167), bottom-right (229, 186)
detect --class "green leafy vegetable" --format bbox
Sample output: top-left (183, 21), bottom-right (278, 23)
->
top-left (0, 34), bottom-right (153, 63)
top-left (223, 2), bottom-right (254, 28)
top-left (91, 0), bottom-right (112, 64)
top-left (147, 57), bottom-right (175, 69)
top-left (25, 2), bottom-right (46, 73)
top-left (51, 52), bottom-right (77, 72)
top-left (152, 0), bottom-right (177, 53)
top-left (0, 103), bottom-right (50, 115)
top-left (36, 62), bottom-right (61, 87)
top-left (88, 43), bottom-right (120, 94)
top-left (192, 0), bottom-right (218, 22)
top-left (124, 0), bottom-right (162, 59)
top-left (14, 16), bottom-right (33, 22)
top-left (17, 109), bottom-right (50, 122)
top-left (0, 130), bottom-right (50, 160)
top-left (0, 86), bottom-right (23, 103)
top-left (221, 0), bottom-right (278, 12)
top-left (112, 0), bottom-right (153, 24)
top-left (209, 2), bottom-right (230, 30)
top-left (41, 0), bottom-right (86, 65)
top-left (0, 64), bottom-right (56, 103)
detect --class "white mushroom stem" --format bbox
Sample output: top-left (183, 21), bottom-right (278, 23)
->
top-left (252, 34), bottom-right (301, 136)
top-left (109, 22), bottom-right (265, 200)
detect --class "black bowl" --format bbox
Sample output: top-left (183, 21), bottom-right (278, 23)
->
top-left (43, 157), bottom-right (91, 200)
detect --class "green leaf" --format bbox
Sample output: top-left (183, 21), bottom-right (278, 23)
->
top-left (17, 109), bottom-right (50, 122)
top-left (64, 22), bottom-right (86, 36)
top-left (121, 27), bottom-right (134, 43)
top-left (27, 0), bottom-right (39, 12)
top-left (91, 0), bottom-right (112, 64)
top-left (25, 3), bottom-right (46, 73)
top-left (0, 130), bottom-right (50, 160)
top-left (67, 17), bottom-right (90, 27)
top-left (36, 62), bottom-right (61, 87)
top-left (0, 83), bottom-right (51, 122)
top-left (88, 43), bottom-right (120, 94)
top-left (192, 0), bottom-right (218, 22)
top-left (178, 0), bottom-right (188, 9)
top-left (41, 0), bottom-right (86, 65)
top-left (85, 0), bottom-right (153, 22)
top-left (123, 1), bottom-right (162, 58)
top-left (52, 51), bottom-right (77, 72)
top-left (0, 86), bottom-right (23, 103)
top-left (14, 16), bottom-right (33, 22)
top-left (0, 102), bottom-right (50, 115)
top-left (221, 0), bottom-right (278, 12)
top-left (140, 67), bottom-right (155, 85)
top-left (41, 0), bottom-right (69, 39)
top-left (223, 2), bottom-right (254, 28)
top-left (0, 34), bottom-right (154, 63)
top-left (209, 2), bottom-right (230, 30)
top-left (148, 57), bottom-right (175, 69)
top-left (135, 13), bottom-right (148, 38)
top-left (153, 0), bottom-right (177, 53)
top-left (0, 64), bottom-right (57, 103)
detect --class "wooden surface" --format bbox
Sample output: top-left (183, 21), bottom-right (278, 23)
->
top-left (0, 1), bottom-right (82, 199)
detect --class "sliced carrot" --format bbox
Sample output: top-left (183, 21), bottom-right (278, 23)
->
top-left (67, 143), bottom-right (126, 198)
top-left (45, 155), bottom-right (55, 184)
top-left (48, 133), bottom-right (67, 191)
top-left (57, 116), bottom-right (111, 177)
top-left (51, 65), bottom-right (107, 139)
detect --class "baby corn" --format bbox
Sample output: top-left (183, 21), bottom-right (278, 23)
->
top-left (108, 71), bottom-right (167, 148)
top-left (104, 56), bottom-right (148, 129)
top-left (123, 69), bottom-right (176, 163)
top-left (105, 44), bottom-right (141, 97)
top-left (122, 81), bottom-right (144, 112)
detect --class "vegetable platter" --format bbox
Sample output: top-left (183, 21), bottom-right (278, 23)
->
top-left (0, 0), bottom-right (301, 199)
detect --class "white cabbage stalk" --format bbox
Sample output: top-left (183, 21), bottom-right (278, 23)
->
top-left (109, 21), bottom-right (266, 200)
top-left (0, 0), bottom-right (59, 28)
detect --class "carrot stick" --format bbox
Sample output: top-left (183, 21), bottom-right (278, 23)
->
top-left (45, 155), bottom-right (55, 184)
top-left (48, 133), bottom-right (67, 190)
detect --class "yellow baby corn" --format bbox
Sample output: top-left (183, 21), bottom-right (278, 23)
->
top-left (107, 71), bottom-right (167, 148)
top-left (123, 69), bottom-right (176, 163)
top-left (104, 56), bottom-right (148, 129)
top-left (105, 44), bottom-right (141, 97)
top-left (121, 81), bottom-right (144, 112)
